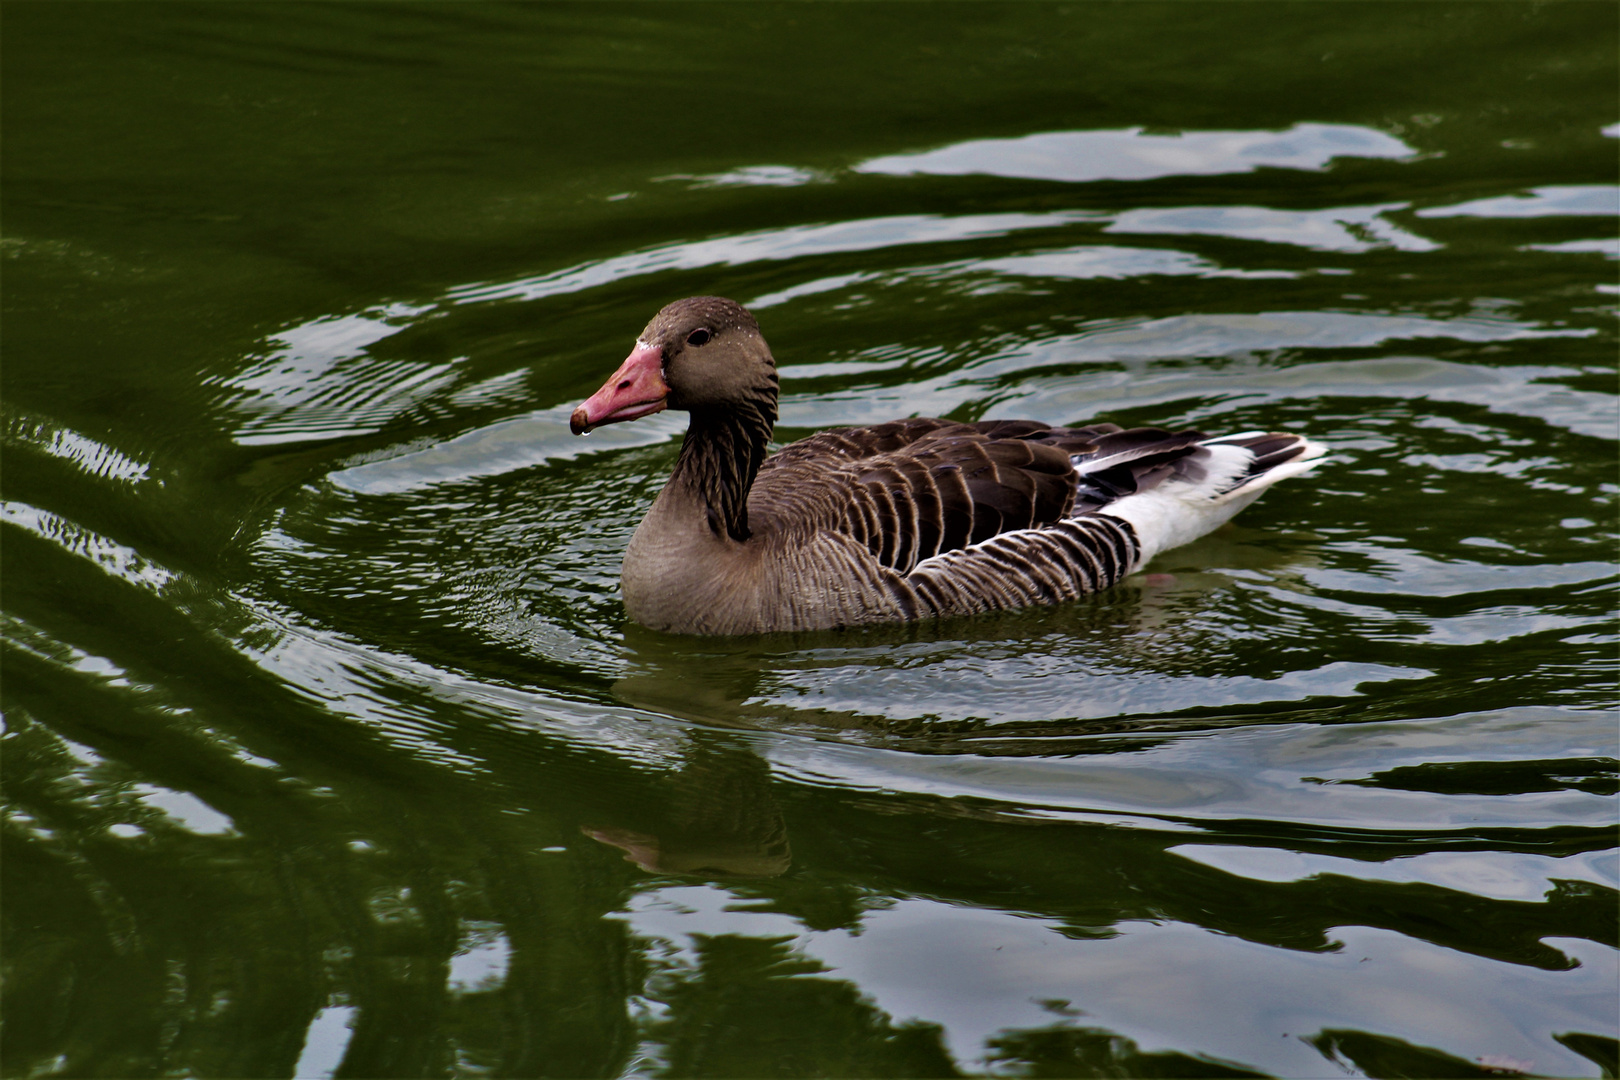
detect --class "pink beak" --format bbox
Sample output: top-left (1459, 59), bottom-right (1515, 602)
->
top-left (570, 342), bottom-right (670, 435)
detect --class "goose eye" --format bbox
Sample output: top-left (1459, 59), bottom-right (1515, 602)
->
top-left (686, 328), bottom-right (711, 347)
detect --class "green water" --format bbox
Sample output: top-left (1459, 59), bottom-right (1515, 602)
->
top-left (3, 4), bottom-right (1616, 1077)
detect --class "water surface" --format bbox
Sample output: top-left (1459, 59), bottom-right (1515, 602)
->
top-left (3, 4), bottom-right (1616, 1077)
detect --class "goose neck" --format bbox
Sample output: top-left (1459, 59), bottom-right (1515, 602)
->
top-left (670, 403), bottom-right (774, 543)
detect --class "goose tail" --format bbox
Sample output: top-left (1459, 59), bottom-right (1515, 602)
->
top-left (1091, 431), bottom-right (1328, 568)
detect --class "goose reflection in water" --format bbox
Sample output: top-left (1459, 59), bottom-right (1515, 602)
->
top-left (584, 734), bottom-right (791, 878)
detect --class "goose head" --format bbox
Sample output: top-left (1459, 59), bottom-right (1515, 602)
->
top-left (571, 296), bottom-right (777, 435)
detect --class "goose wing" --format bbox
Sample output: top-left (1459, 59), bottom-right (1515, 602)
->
top-left (751, 418), bottom-right (1224, 576)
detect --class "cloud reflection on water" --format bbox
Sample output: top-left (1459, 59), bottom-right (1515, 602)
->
top-left (854, 123), bottom-right (1418, 183)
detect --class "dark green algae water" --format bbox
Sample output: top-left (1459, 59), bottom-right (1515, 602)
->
top-left (2, 4), bottom-right (1617, 1077)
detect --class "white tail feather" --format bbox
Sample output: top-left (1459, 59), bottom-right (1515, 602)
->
top-left (1098, 436), bottom-right (1327, 568)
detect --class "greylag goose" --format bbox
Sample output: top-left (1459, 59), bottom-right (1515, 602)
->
top-left (571, 296), bottom-right (1325, 635)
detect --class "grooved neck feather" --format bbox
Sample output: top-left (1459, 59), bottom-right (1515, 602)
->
top-left (670, 398), bottom-right (775, 542)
